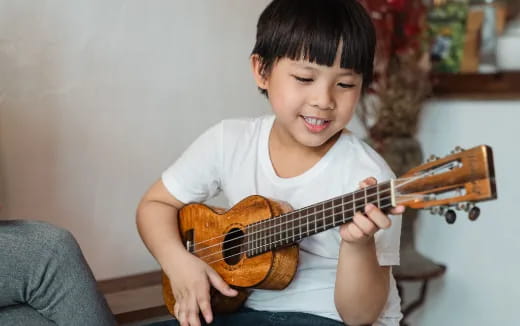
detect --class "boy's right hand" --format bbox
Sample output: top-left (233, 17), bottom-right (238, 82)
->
top-left (167, 250), bottom-right (238, 326)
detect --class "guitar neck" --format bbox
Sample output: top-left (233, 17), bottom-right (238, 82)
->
top-left (246, 181), bottom-right (394, 257)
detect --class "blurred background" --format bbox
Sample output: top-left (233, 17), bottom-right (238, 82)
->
top-left (0, 0), bottom-right (518, 325)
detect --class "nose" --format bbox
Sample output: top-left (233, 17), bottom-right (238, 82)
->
top-left (309, 84), bottom-right (335, 110)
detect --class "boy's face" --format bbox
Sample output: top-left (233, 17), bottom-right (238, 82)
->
top-left (251, 50), bottom-right (362, 150)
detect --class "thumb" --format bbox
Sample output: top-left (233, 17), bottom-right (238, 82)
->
top-left (207, 269), bottom-right (238, 297)
top-left (359, 177), bottom-right (377, 188)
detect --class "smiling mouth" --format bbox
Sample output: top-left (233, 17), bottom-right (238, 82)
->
top-left (302, 116), bottom-right (330, 125)
top-left (301, 116), bottom-right (331, 132)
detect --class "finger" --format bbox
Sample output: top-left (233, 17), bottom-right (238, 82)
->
top-left (365, 204), bottom-right (391, 229)
top-left (339, 223), bottom-right (355, 242)
top-left (186, 294), bottom-right (201, 326)
top-left (177, 307), bottom-right (187, 326)
top-left (347, 222), bottom-right (368, 240)
top-left (353, 212), bottom-right (378, 235)
top-left (174, 302), bottom-right (180, 320)
top-left (196, 285), bottom-right (213, 323)
top-left (359, 177), bottom-right (377, 188)
top-left (390, 205), bottom-right (405, 215)
top-left (207, 269), bottom-right (238, 297)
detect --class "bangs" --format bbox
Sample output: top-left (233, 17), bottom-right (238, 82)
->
top-left (252, 0), bottom-right (375, 87)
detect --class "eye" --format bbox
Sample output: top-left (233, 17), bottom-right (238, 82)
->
top-left (337, 82), bottom-right (356, 89)
top-left (293, 75), bottom-right (313, 83)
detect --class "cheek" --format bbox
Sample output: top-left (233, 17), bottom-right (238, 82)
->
top-left (338, 92), bottom-right (360, 116)
top-left (268, 85), bottom-right (302, 114)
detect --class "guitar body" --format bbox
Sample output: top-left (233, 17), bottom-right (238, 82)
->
top-left (162, 195), bottom-right (299, 315)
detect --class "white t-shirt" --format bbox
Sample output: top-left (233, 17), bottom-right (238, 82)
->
top-left (162, 115), bottom-right (402, 325)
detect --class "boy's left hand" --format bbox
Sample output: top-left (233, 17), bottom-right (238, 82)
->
top-left (339, 177), bottom-right (405, 244)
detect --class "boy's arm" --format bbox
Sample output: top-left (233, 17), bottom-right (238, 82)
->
top-left (136, 179), bottom-right (237, 326)
top-left (136, 179), bottom-right (187, 275)
top-left (334, 177), bottom-right (403, 325)
top-left (334, 238), bottom-right (390, 325)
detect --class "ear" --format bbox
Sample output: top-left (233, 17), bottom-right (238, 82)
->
top-left (250, 54), bottom-right (269, 90)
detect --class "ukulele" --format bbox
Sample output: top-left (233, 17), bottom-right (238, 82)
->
top-left (162, 144), bottom-right (497, 315)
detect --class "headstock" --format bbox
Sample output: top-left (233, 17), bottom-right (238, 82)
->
top-left (394, 145), bottom-right (497, 224)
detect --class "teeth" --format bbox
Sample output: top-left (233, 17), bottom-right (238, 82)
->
top-left (304, 117), bottom-right (327, 126)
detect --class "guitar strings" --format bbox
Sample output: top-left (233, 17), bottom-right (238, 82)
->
top-left (204, 199), bottom-right (406, 266)
top-left (191, 184), bottom-right (390, 255)
top-left (187, 175), bottom-right (426, 262)
top-left (190, 182), bottom-right (388, 252)
top-left (186, 166), bottom-right (442, 253)
top-left (194, 193), bottom-right (394, 263)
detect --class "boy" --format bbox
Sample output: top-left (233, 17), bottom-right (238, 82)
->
top-left (137, 0), bottom-right (404, 325)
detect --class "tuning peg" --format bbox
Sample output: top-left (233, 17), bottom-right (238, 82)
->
top-left (430, 206), bottom-right (446, 216)
top-left (456, 202), bottom-right (470, 212)
top-left (427, 154), bottom-right (440, 162)
top-left (445, 209), bottom-right (457, 224)
top-left (468, 206), bottom-right (480, 221)
top-left (450, 146), bottom-right (464, 154)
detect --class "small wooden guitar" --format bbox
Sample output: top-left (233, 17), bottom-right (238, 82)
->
top-left (162, 145), bottom-right (497, 315)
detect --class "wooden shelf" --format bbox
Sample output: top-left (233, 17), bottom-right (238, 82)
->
top-left (432, 72), bottom-right (520, 99)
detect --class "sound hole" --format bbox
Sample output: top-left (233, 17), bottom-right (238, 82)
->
top-left (223, 228), bottom-right (244, 265)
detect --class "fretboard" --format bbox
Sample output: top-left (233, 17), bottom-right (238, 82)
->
top-left (245, 181), bottom-right (393, 257)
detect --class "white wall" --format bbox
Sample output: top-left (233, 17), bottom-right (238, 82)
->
top-left (0, 0), bottom-right (271, 279)
top-left (0, 1), bottom-right (518, 325)
top-left (406, 99), bottom-right (520, 325)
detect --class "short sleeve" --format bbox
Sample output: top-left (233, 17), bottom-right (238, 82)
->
top-left (161, 122), bottom-right (223, 204)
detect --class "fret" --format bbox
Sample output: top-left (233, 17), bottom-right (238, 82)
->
top-left (268, 219), bottom-right (272, 249)
top-left (323, 201), bottom-right (331, 231)
top-left (304, 208), bottom-right (309, 238)
top-left (286, 214), bottom-right (291, 244)
top-left (258, 222), bottom-right (261, 255)
top-left (246, 225), bottom-right (250, 255)
top-left (249, 224), bottom-right (254, 256)
top-left (352, 191), bottom-right (357, 214)
top-left (298, 209), bottom-right (309, 240)
top-left (332, 198), bottom-right (342, 228)
top-left (282, 215), bottom-right (287, 245)
top-left (290, 211), bottom-right (295, 242)
top-left (269, 217), bottom-right (279, 249)
top-left (315, 204), bottom-right (319, 232)
top-left (262, 220), bottom-right (271, 252)
top-left (273, 217), bottom-right (278, 248)
top-left (293, 211), bottom-right (298, 242)
top-left (313, 206), bottom-right (316, 236)
top-left (339, 196), bottom-right (344, 225)
top-left (248, 225), bottom-right (256, 255)
top-left (278, 215), bottom-right (285, 244)
top-left (295, 210), bottom-right (300, 242)
top-left (265, 219), bottom-right (270, 251)
top-left (321, 202), bottom-right (327, 229)
top-left (252, 223), bottom-right (258, 256)
top-left (377, 184), bottom-right (381, 208)
top-left (262, 222), bottom-right (267, 252)
top-left (364, 187), bottom-right (367, 208)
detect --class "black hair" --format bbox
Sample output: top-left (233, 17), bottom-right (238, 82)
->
top-left (251, 0), bottom-right (376, 96)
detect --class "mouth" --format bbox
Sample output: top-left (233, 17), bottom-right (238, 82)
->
top-left (301, 115), bottom-right (331, 132)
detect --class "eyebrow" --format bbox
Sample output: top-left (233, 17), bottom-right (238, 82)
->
top-left (291, 63), bottom-right (355, 76)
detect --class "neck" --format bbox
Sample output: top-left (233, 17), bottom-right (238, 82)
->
top-left (246, 180), bottom-right (394, 257)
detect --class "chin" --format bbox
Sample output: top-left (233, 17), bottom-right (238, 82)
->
top-left (297, 135), bottom-right (332, 148)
